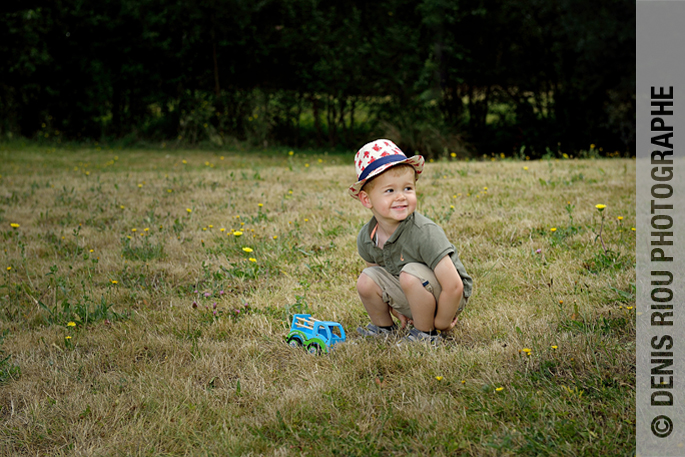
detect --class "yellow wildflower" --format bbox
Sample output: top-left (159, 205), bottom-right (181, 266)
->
top-left (435, 376), bottom-right (443, 381)
top-left (595, 204), bottom-right (606, 211)
top-left (10, 223), bottom-right (20, 228)
top-left (249, 258), bottom-right (257, 263)
top-left (242, 247), bottom-right (254, 253)
top-left (67, 322), bottom-right (76, 327)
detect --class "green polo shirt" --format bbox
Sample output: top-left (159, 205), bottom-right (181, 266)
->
top-left (357, 212), bottom-right (473, 298)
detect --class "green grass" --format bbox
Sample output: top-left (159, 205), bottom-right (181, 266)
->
top-left (0, 145), bottom-right (635, 455)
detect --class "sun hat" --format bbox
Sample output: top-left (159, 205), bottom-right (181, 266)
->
top-left (348, 139), bottom-right (424, 199)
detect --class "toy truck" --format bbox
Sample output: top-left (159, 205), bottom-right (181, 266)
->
top-left (286, 314), bottom-right (346, 354)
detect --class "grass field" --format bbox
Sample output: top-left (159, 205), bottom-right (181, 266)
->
top-left (0, 146), bottom-right (635, 456)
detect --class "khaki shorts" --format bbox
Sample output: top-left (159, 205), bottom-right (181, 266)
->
top-left (361, 262), bottom-right (468, 320)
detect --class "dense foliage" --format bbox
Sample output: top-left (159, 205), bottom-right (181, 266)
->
top-left (1, 0), bottom-right (634, 156)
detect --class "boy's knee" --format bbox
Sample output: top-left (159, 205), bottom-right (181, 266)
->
top-left (399, 271), bottom-right (423, 292)
top-left (357, 273), bottom-right (379, 297)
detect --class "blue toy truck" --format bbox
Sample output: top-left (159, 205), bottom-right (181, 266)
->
top-left (286, 314), bottom-right (346, 354)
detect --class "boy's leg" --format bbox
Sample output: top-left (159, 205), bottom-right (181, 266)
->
top-left (357, 272), bottom-right (394, 327)
top-left (400, 263), bottom-right (468, 333)
top-left (399, 271), bottom-right (436, 333)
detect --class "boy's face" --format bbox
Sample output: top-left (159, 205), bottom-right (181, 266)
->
top-left (359, 166), bottom-right (417, 225)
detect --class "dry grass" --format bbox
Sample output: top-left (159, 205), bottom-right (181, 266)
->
top-left (0, 146), bottom-right (635, 456)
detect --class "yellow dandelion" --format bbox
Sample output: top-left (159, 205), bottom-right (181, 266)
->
top-left (450, 205), bottom-right (455, 209)
top-left (249, 258), bottom-right (257, 263)
top-left (220, 228), bottom-right (226, 232)
top-left (523, 166), bottom-right (528, 170)
top-left (522, 348), bottom-right (531, 354)
top-left (202, 227), bottom-right (207, 231)
top-left (483, 187), bottom-right (488, 191)
top-left (120, 205), bottom-right (125, 209)
top-left (617, 216), bottom-right (623, 220)
top-left (234, 231), bottom-right (243, 237)
top-left (305, 163), bottom-right (310, 168)
top-left (131, 228), bottom-right (137, 232)
top-left (111, 280), bottom-right (118, 284)
top-left (67, 322), bottom-right (76, 327)
top-left (289, 151), bottom-right (294, 156)
top-left (273, 235), bottom-right (278, 240)
top-left (631, 227), bottom-right (636, 231)
top-left (627, 306), bottom-right (634, 310)
top-left (595, 204), bottom-right (606, 211)
top-left (258, 203), bottom-right (264, 207)
top-left (186, 208), bottom-right (192, 213)
top-left (182, 159), bottom-right (187, 164)
top-left (495, 387), bottom-right (504, 392)
top-left (65, 336), bottom-right (72, 340)
top-left (6, 267), bottom-right (11, 271)
top-left (89, 249), bottom-right (94, 253)
top-left (144, 228), bottom-right (149, 232)
top-left (304, 218), bottom-right (309, 222)
top-left (550, 227), bottom-right (557, 232)
top-left (167, 189), bottom-right (172, 193)
top-left (461, 380), bottom-right (466, 384)
top-left (10, 223), bottom-right (20, 228)
top-left (138, 184), bottom-right (143, 188)
top-left (242, 247), bottom-right (254, 253)
top-left (435, 376), bottom-right (443, 381)
top-left (590, 144), bottom-right (595, 149)
top-left (551, 345), bottom-right (558, 350)
top-left (450, 152), bottom-right (456, 158)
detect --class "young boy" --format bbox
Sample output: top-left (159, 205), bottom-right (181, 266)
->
top-left (349, 139), bottom-right (473, 343)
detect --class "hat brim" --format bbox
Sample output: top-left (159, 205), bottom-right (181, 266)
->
top-left (348, 155), bottom-right (424, 199)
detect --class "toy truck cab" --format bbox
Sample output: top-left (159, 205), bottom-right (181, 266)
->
top-left (286, 314), bottom-right (346, 354)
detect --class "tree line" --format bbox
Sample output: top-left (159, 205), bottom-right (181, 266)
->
top-left (0, 0), bottom-right (635, 157)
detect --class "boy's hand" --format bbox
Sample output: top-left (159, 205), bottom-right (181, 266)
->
top-left (390, 307), bottom-right (411, 329)
top-left (444, 313), bottom-right (460, 332)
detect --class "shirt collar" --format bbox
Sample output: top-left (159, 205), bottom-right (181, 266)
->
top-left (368, 212), bottom-right (415, 246)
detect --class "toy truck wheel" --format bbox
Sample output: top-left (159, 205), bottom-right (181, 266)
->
top-left (287, 336), bottom-right (302, 348)
top-left (307, 343), bottom-right (322, 355)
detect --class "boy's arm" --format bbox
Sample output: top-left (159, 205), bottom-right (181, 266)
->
top-left (433, 255), bottom-right (464, 331)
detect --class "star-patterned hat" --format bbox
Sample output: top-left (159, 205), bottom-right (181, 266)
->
top-left (348, 139), bottom-right (424, 199)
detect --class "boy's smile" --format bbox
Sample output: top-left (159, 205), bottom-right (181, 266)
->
top-left (359, 166), bottom-right (417, 230)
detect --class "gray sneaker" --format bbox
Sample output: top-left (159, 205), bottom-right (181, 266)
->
top-left (357, 323), bottom-right (397, 338)
top-left (398, 328), bottom-right (441, 345)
